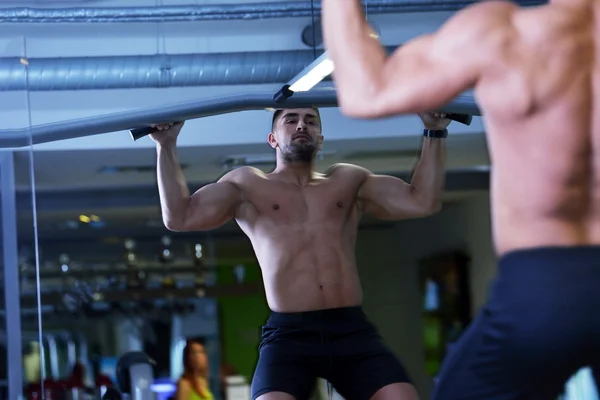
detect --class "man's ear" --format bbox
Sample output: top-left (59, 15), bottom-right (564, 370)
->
top-left (268, 132), bottom-right (278, 149)
top-left (317, 134), bottom-right (324, 150)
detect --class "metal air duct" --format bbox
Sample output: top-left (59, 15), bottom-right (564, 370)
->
top-left (0, 49), bottom-right (331, 92)
top-left (0, 0), bottom-right (546, 24)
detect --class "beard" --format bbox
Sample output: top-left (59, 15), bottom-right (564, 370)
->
top-left (281, 140), bottom-right (318, 163)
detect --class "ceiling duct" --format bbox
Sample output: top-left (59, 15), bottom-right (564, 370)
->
top-left (0, 0), bottom-right (545, 24)
top-left (0, 48), bottom-right (334, 92)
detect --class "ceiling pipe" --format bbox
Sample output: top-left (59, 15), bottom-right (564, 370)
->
top-left (0, 0), bottom-right (546, 23)
top-left (0, 86), bottom-right (480, 148)
top-left (0, 48), bottom-right (333, 92)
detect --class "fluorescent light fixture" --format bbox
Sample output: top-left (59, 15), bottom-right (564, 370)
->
top-left (289, 51), bottom-right (334, 93)
top-left (273, 51), bottom-right (334, 103)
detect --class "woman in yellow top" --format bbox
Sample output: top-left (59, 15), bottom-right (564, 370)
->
top-left (176, 339), bottom-right (213, 400)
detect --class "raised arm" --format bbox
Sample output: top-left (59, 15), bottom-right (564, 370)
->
top-left (356, 112), bottom-right (449, 220)
top-left (151, 122), bottom-right (243, 232)
top-left (321, 0), bottom-right (515, 118)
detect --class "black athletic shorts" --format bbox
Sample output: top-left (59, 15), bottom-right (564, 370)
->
top-left (433, 246), bottom-right (600, 400)
top-left (251, 306), bottom-right (411, 400)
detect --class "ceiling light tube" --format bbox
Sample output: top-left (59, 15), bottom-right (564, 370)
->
top-left (288, 51), bottom-right (334, 93)
top-left (273, 51), bottom-right (334, 103)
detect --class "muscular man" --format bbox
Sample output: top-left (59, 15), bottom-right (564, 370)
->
top-left (150, 110), bottom-right (451, 400)
top-left (322, 0), bottom-right (600, 398)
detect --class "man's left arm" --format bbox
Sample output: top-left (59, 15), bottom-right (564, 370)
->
top-left (357, 112), bottom-right (449, 220)
top-left (321, 0), bottom-right (514, 118)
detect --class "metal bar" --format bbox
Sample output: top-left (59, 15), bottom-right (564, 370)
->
top-left (0, 87), bottom-right (480, 148)
top-left (0, 0), bottom-right (546, 24)
top-left (45, 335), bottom-right (60, 380)
top-left (0, 150), bottom-right (23, 400)
top-left (20, 264), bottom-right (206, 280)
top-left (15, 283), bottom-right (264, 309)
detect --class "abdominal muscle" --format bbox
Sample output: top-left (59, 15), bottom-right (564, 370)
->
top-left (248, 225), bottom-right (363, 313)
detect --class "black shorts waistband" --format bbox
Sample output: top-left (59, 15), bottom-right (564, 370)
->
top-left (268, 306), bottom-right (366, 326)
top-left (498, 245), bottom-right (600, 278)
top-left (499, 245), bottom-right (600, 266)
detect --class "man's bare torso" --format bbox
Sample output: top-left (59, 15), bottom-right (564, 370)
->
top-left (473, 0), bottom-right (600, 255)
top-left (225, 165), bottom-right (366, 312)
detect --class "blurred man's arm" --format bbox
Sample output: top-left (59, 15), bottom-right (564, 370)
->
top-left (321, 0), bottom-right (515, 118)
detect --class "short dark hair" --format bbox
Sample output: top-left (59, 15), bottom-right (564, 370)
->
top-left (271, 107), bottom-right (321, 131)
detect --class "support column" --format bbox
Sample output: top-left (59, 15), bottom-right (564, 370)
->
top-left (0, 151), bottom-right (23, 400)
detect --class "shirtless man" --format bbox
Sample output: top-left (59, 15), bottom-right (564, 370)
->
top-left (150, 110), bottom-right (452, 400)
top-left (322, 0), bottom-right (600, 398)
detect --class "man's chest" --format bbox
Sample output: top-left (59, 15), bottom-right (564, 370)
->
top-left (243, 178), bottom-right (362, 223)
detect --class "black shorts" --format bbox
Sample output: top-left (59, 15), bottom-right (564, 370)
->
top-left (433, 246), bottom-right (600, 400)
top-left (251, 306), bottom-right (411, 400)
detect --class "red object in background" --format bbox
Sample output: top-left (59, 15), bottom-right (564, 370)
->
top-left (24, 382), bottom-right (41, 400)
top-left (42, 379), bottom-right (56, 400)
top-left (55, 379), bottom-right (70, 390)
top-left (25, 379), bottom-right (57, 400)
top-left (68, 362), bottom-right (86, 388)
top-left (95, 374), bottom-right (114, 388)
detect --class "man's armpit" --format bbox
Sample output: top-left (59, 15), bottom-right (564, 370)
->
top-left (355, 197), bottom-right (366, 213)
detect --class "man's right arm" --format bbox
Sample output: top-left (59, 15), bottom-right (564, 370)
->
top-left (322, 0), bottom-right (514, 118)
top-left (155, 131), bottom-right (243, 232)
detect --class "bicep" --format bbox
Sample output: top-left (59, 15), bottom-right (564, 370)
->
top-left (183, 181), bottom-right (242, 231)
top-left (369, 36), bottom-right (479, 117)
top-left (389, 36), bottom-right (478, 107)
top-left (357, 5), bottom-right (511, 118)
top-left (359, 174), bottom-right (425, 220)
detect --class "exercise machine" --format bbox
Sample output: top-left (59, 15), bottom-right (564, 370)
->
top-left (102, 351), bottom-right (156, 400)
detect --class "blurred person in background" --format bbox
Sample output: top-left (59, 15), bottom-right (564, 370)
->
top-left (176, 339), bottom-right (213, 400)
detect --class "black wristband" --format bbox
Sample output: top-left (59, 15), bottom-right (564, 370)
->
top-left (423, 129), bottom-right (448, 139)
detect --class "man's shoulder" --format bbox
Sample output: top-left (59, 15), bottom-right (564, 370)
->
top-left (218, 166), bottom-right (265, 185)
top-left (456, 0), bottom-right (517, 24)
top-left (466, 0), bottom-right (517, 14)
top-left (177, 377), bottom-right (192, 389)
top-left (326, 163), bottom-right (370, 175)
top-left (446, 1), bottom-right (518, 47)
top-left (325, 163), bottom-right (371, 183)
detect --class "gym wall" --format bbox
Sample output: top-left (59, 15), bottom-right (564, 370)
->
top-left (356, 191), bottom-right (494, 398)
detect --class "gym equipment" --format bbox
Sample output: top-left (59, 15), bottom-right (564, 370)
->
top-left (445, 113), bottom-right (472, 126)
top-left (102, 387), bottom-right (122, 400)
top-left (129, 111), bottom-right (472, 141)
top-left (0, 87), bottom-right (480, 148)
top-left (102, 351), bottom-right (156, 400)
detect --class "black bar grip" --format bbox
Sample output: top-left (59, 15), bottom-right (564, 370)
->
top-left (445, 112), bottom-right (473, 126)
top-left (129, 126), bottom-right (159, 141)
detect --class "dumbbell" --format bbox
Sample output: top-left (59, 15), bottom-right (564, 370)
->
top-left (115, 351), bottom-right (157, 400)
